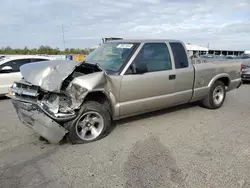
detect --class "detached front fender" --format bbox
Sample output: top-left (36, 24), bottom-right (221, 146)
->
top-left (63, 72), bottom-right (120, 119)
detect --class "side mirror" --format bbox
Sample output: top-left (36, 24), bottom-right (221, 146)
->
top-left (0, 66), bottom-right (12, 73)
top-left (132, 63), bottom-right (148, 74)
top-left (2, 66), bottom-right (12, 70)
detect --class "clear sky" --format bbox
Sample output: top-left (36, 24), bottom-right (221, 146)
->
top-left (0, 0), bottom-right (250, 50)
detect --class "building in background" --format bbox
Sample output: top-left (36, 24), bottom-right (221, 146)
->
top-left (208, 49), bottom-right (245, 56)
top-left (185, 43), bottom-right (208, 57)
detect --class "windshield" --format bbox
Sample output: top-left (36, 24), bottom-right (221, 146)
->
top-left (85, 42), bottom-right (139, 72)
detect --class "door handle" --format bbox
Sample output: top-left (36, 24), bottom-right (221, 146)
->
top-left (169, 74), bottom-right (176, 80)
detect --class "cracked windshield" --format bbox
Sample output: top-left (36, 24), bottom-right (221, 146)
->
top-left (85, 42), bottom-right (137, 72)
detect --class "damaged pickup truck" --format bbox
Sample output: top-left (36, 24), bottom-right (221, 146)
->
top-left (7, 39), bottom-right (242, 144)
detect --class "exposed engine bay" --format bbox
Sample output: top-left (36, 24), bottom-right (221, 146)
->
top-left (39, 63), bottom-right (104, 116)
top-left (10, 60), bottom-right (107, 121)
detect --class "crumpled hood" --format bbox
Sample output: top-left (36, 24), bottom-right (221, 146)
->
top-left (20, 60), bottom-right (81, 92)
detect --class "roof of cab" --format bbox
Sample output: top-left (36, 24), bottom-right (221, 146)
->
top-left (107, 39), bottom-right (183, 43)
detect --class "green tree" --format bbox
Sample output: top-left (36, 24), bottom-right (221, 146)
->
top-left (0, 46), bottom-right (92, 55)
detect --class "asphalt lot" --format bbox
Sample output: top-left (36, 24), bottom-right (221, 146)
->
top-left (0, 85), bottom-right (250, 188)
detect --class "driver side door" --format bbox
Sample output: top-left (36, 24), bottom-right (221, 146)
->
top-left (119, 42), bottom-right (177, 118)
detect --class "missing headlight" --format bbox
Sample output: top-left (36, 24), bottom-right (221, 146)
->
top-left (40, 93), bottom-right (59, 114)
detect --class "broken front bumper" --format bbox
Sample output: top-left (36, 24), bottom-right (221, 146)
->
top-left (9, 96), bottom-right (69, 144)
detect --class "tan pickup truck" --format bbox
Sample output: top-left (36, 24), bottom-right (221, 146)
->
top-left (7, 39), bottom-right (242, 144)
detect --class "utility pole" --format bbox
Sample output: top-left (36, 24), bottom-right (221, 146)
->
top-left (61, 24), bottom-right (66, 50)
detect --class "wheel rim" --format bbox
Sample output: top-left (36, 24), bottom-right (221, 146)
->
top-left (213, 85), bottom-right (224, 105)
top-left (76, 111), bottom-right (104, 141)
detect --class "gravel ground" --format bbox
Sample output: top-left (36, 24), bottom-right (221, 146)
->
top-left (0, 85), bottom-right (250, 188)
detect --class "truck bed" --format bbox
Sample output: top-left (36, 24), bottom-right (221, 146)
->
top-left (190, 59), bottom-right (242, 102)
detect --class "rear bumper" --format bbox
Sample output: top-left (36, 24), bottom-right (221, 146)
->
top-left (10, 97), bottom-right (68, 144)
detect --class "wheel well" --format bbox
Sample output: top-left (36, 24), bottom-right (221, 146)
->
top-left (217, 77), bottom-right (230, 87)
top-left (84, 91), bottom-right (113, 116)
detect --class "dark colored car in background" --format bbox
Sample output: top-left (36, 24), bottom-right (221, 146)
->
top-left (241, 60), bottom-right (250, 82)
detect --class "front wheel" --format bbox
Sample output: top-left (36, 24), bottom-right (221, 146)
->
top-left (199, 80), bottom-right (226, 109)
top-left (67, 101), bottom-right (112, 144)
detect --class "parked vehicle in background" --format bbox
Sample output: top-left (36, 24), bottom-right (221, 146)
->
top-left (0, 55), bottom-right (52, 95)
top-left (7, 39), bottom-right (242, 144)
top-left (199, 54), bottom-right (250, 60)
top-left (241, 60), bottom-right (250, 82)
top-left (199, 54), bottom-right (225, 60)
top-left (224, 55), bottom-right (236, 59)
top-left (239, 55), bottom-right (250, 59)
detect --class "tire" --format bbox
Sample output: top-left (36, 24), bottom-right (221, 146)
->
top-left (67, 101), bottom-right (112, 144)
top-left (200, 80), bottom-right (226, 109)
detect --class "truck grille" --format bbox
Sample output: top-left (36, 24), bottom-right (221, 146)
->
top-left (10, 80), bottom-right (40, 100)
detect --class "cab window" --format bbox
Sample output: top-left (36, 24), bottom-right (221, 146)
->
top-left (132, 43), bottom-right (172, 73)
top-left (169, 42), bottom-right (189, 69)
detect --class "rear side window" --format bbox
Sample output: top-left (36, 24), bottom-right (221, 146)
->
top-left (169, 42), bottom-right (189, 69)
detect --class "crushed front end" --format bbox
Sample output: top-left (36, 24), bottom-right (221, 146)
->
top-left (7, 80), bottom-right (77, 144)
top-left (7, 60), bottom-right (106, 144)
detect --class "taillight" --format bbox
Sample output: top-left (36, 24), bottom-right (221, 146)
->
top-left (240, 64), bottom-right (243, 71)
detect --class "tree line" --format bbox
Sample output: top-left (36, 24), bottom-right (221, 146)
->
top-left (0, 46), bottom-right (93, 55)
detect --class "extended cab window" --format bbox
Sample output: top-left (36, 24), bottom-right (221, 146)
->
top-left (133, 43), bottom-right (172, 73)
top-left (0, 59), bottom-right (31, 72)
top-left (169, 42), bottom-right (189, 69)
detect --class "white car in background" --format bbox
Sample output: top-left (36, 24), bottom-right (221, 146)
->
top-left (0, 55), bottom-right (52, 96)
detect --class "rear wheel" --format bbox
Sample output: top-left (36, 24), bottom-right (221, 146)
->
top-left (200, 80), bottom-right (226, 109)
top-left (67, 101), bottom-right (112, 144)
